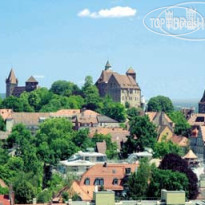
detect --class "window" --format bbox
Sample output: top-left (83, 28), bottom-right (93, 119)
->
top-left (125, 168), bottom-right (131, 174)
top-left (196, 117), bottom-right (205, 122)
top-left (113, 178), bottom-right (118, 185)
top-left (94, 178), bottom-right (104, 186)
top-left (97, 156), bottom-right (104, 162)
top-left (84, 178), bottom-right (90, 185)
top-left (85, 156), bottom-right (89, 161)
top-left (72, 166), bottom-right (78, 172)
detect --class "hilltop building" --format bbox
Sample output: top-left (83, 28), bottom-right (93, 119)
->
top-left (6, 69), bottom-right (38, 97)
top-left (96, 61), bottom-right (141, 108)
top-left (199, 90), bottom-right (205, 113)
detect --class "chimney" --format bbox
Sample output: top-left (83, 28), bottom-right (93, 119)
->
top-left (95, 185), bottom-right (98, 192)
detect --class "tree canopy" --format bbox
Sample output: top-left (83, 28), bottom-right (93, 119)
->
top-left (159, 153), bottom-right (198, 199)
top-left (121, 115), bottom-right (157, 158)
top-left (147, 96), bottom-right (174, 113)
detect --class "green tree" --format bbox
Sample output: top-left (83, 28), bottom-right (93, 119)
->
top-left (7, 157), bottom-right (24, 171)
top-left (127, 107), bottom-right (142, 120)
top-left (1, 96), bottom-right (24, 112)
top-left (82, 76), bottom-right (101, 110)
top-left (0, 141), bottom-right (9, 165)
top-left (0, 116), bottom-right (6, 131)
top-left (168, 111), bottom-right (191, 137)
top-left (127, 158), bottom-right (151, 199)
top-left (153, 137), bottom-right (182, 158)
top-left (147, 96), bottom-right (174, 113)
top-left (14, 180), bottom-right (36, 204)
top-left (0, 186), bottom-right (9, 195)
top-left (121, 116), bottom-right (157, 158)
top-left (100, 97), bottom-right (126, 122)
top-left (37, 190), bottom-right (52, 203)
top-left (50, 80), bottom-right (80, 97)
top-left (148, 168), bottom-right (188, 198)
top-left (159, 153), bottom-right (198, 199)
top-left (72, 129), bottom-right (93, 151)
top-left (36, 118), bottom-right (79, 165)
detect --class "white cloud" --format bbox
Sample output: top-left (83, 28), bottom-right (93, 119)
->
top-left (78, 6), bottom-right (137, 18)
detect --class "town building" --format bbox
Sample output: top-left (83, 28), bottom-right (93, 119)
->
top-left (69, 163), bottom-right (138, 201)
top-left (6, 69), bottom-right (39, 97)
top-left (190, 126), bottom-right (205, 160)
top-left (146, 112), bottom-right (174, 141)
top-left (96, 61), bottom-right (141, 108)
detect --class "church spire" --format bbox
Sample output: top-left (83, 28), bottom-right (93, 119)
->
top-left (200, 90), bottom-right (205, 102)
top-left (6, 68), bottom-right (18, 84)
top-left (105, 60), bottom-right (111, 70)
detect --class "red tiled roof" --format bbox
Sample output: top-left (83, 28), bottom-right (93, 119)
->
top-left (80, 163), bottom-right (138, 190)
top-left (89, 127), bottom-right (129, 149)
top-left (170, 135), bottom-right (189, 147)
top-left (0, 195), bottom-right (10, 205)
top-left (71, 163), bottom-right (138, 201)
top-left (50, 109), bottom-right (80, 117)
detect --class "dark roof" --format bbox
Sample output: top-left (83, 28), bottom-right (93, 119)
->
top-left (105, 60), bottom-right (111, 70)
top-left (200, 90), bottom-right (205, 103)
top-left (96, 141), bottom-right (107, 154)
top-left (12, 86), bottom-right (26, 96)
top-left (97, 115), bottom-right (118, 123)
top-left (26, 76), bottom-right (38, 83)
top-left (111, 73), bottom-right (139, 89)
top-left (126, 67), bottom-right (135, 74)
top-left (6, 69), bottom-right (18, 84)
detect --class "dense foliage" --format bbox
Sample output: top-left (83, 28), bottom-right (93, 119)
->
top-left (168, 111), bottom-right (191, 137)
top-left (153, 137), bottom-right (183, 158)
top-left (147, 96), bottom-right (174, 113)
top-left (127, 159), bottom-right (189, 200)
top-left (159, 153), bottom-right (198, 199)
top-left (121, 115), bottom-right (157, 158)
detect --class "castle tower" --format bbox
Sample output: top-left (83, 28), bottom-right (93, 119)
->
top-left (199, 90), bottom-right (205, 113)
top-left (5, 69), bottom-right (18, 97)
top-left (25, 76), bottom-right (38, 92)
top-left (126, 67), bottom-right (136, 81)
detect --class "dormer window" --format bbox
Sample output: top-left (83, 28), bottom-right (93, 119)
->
top-left (94, 178), bottom-right (104, 186)
top-left (125, 168), bottom-right (131, 174)
top-left (113, 178), bottom-right (118, 185)
top-left (84, 178), bottom-right (90, 185)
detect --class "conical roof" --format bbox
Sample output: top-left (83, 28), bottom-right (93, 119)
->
top-left (7, 69), bottom-right (18, 84)
top-left (105, 60), bottom-right (111, 70)
top-left (26, 76), bottom-right (38, 83)
top-left (126, 67), bottom-right (135, 74)
top-left (183, 149), bottom-right (198, 159)
top-left (200, 90), bottom-right (205, 103)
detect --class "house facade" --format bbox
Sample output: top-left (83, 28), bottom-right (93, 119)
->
top-left (70, 163), bottom-right (138, 201)
top-left (96, 61), bottom-right (141, 108)
top-left (146, 112), bottom-right (174, 141)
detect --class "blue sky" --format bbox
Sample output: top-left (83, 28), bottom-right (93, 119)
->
top-left (0, 0), bottom-right (205, 100)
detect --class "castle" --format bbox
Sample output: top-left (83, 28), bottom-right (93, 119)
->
top-left (96, 61), bottom-right (142, 108)
top-left (6, 69), bottom-right (39, 97)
